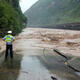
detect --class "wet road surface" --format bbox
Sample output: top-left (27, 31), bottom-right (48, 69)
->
top-left (16, 38), bottom-right (80, 80)
top-left (16, 48), bottom-right (80, 80)
top-left (0, 28), bottom-right (80, 80)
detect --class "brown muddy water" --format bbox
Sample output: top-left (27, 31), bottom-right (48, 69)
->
top-left (0, 28), bottom-right (80, 80)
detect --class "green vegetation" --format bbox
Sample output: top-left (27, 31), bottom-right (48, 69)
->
top-left (25, 0), bottom-right (80, 27)
top-left (0, 0), bottom-right (27, 36)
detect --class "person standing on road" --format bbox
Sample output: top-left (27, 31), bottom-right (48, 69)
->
top-left (3, 31), bottom-right (15, 60)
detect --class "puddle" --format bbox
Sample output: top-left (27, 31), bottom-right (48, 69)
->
top-left (0, 54), bottom-right (22, 80)
top-left (17, 56), bottom-right (53, 80)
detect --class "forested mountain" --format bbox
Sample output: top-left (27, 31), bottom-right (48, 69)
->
top-left (25, 0), bottom-right (80, 28)
top-left (0, 0), bottom-right (27, 36)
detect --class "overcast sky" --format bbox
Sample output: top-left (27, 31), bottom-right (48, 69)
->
top-left (20, 0), bottom-right (38, 13)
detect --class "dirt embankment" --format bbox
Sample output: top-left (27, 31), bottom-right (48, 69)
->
top-left (0, 28), bottom-right (80, 57)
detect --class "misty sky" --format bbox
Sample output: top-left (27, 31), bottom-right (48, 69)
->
top-left (20, 0), bottom-right (38, 13)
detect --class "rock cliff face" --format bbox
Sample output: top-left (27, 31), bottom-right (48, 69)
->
top-left (25, 0), bottom-right (80, 28)
top-left (0, 0), bottom-right (27, 36)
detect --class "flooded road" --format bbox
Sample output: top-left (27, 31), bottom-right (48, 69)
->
top-left (16, 48), bottom-right (80, 80)
top-left (17, 55), bottom-right (52, 80)
top-left (0, 28), bottom-right (80, 80)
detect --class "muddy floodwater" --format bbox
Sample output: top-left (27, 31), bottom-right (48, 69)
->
top-left (0, 28), bottom-right (80, 80)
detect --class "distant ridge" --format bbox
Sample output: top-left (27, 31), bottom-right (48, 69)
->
top-left (25, 0), bottom-right (80, 29)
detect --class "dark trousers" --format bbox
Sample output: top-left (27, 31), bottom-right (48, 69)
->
top-left (5, 44), bottom-right (13, 59)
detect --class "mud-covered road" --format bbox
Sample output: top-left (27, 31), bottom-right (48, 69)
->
top-left (0, 28), bottom-right (80, 80)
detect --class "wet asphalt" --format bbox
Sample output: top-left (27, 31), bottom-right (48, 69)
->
top-left (0, 30), bottom-right (80, 80)
top-left (17, 48), bottom-right (80, 80)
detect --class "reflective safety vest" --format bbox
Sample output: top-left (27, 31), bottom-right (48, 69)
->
top-left (4, 35), bottom-right (14, 43)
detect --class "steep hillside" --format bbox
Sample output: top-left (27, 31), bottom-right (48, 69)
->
top-left (0, 0), bottom-right (27, 36)
top-left (25, 0), bottom-right (80, 28)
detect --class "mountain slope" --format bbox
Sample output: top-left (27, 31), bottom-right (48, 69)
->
top-left (25, 0), bottom-right (80, 28)
top-left (0, 0), bottom-right (27, 36)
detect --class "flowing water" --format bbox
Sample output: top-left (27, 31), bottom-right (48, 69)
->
top-left (0, 28), bottom-right (80, 80)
